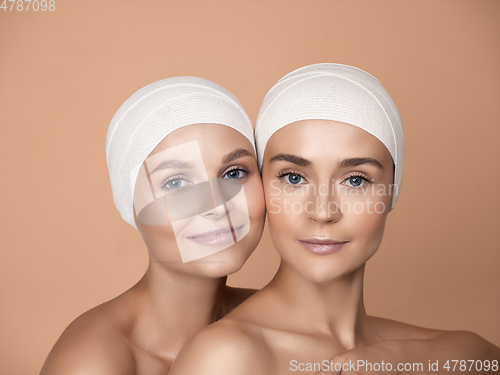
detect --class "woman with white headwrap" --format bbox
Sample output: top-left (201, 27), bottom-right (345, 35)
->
top-left (169, 64), bottom-right (500, 375)
top-left (40, 77), bottom-right (266, 374)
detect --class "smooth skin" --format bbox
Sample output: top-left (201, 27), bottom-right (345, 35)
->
top-left (169, 120), bottom-right (500, 375)
top-left (40, 124), bottom-right (266, 375)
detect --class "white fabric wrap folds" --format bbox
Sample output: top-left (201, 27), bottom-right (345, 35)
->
top-left (106, 76), bottom-right (255, 230)
top-left (255, 63), bottom-right (405, 211)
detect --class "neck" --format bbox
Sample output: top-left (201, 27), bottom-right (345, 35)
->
top-left (129, 259), bottom-right (228, 359)
top-left (266, 261), bottom-right (381, 349)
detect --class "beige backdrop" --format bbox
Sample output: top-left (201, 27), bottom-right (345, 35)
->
top-left (0, 1), bottom-right (499, 374)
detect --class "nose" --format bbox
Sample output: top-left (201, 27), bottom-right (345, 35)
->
top-left (201, 202), bottom-right (229, 219)
top-left (306, 184), bottom-right (341, 224)
top-left (205, 177), bottom-right (241, 219)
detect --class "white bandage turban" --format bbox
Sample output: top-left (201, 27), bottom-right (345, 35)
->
top-left (106, 76), bottom-right (255, 229)
top-left (255, 63), bottom-right (405, 211)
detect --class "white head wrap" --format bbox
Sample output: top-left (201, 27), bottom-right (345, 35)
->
top-left (106, 76), bottom-right (255, 229)
top-left (255, 63), bottom-right (404, 211)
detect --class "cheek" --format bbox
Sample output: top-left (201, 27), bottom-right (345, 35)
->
top-left (264, 184), bottom-right (304, 238)
top-left (145, 226), bottom-right (183, 262)
top-left (135, 207), bottom-right (183, 262)
top-left (349, 209), bottom-right (387, 250)
top-left (338, 184), bottom-right (392, 244)
top-left (169, 215), bottom-right (196, 235)
top-left (244, 177), bottom-right (266, 221)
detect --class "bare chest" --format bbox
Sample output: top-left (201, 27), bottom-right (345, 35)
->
top-left (129, 345), bottom-right (174, 375)
top-left (261, 330), bottom-right (343, 375)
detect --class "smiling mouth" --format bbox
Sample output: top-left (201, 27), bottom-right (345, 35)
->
top-left (186, 224), bottom-right (245, 246)
top-left (299, 238), bottom-right (349, 255)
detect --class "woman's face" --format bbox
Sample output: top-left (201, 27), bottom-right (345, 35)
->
top-left (133, 123), bottom-right (265, 278)
top-left (262, 120), bottom-right (395, 283)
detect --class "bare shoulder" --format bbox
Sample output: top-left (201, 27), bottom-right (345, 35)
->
top-left (40, 303), bottom-right (135, 375)
top-left (369, 316), bottom-right (500, 363)
top-left (170, 318), bottom-right (272, 375)
top-left (368, 315), bottom-right (446, 340)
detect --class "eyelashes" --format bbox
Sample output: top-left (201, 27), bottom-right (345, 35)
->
top-left (275, 170), bottom-right (374, 189)
top-left (160, 165), bottom-right (251, 192)
top-left (161, 174), bottom-right (192, 192)
top-left (343, 173), bottom-right (374, 188)
top-left (222, 165), bottom-right (250, 180)
top-left (276, 170), bottom-right (307, 186)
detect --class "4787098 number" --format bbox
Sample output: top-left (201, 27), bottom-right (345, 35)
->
top-left (1, 0), bottom-right (55, 11)
top-left (443, 360), bottom-right (498, 372)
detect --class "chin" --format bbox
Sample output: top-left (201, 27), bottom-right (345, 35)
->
top-left (203, 222), bottom-right (264, 278)
top-left (192, 239), bottom-right (255, 278)
top-left (314, 264), bottom-right (364, 284)
top-left (288, 257), bottom-right (347, 283)
top-left (282, 241), bottom-right (372, 284)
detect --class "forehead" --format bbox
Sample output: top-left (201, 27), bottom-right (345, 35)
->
top-left (148, 123), bottom-right (254, 160)
top-left (265, 119), bottom-right (393, 166)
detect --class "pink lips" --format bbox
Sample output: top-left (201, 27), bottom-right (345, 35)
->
top-left (299, 238), bottom-right (348, 255)
top-left (186, 225), bottom-right (243, 247)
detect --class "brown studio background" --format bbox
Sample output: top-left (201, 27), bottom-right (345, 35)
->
top-left (0, 1), bottom-right (499, 374)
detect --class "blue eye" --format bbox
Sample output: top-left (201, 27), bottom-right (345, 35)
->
top-left (345, 176), bottom-right (368, 188)
top-left (163, 177), bottom-right (190, 191)
top-left (285, 173), bottom-right (304, 185)
top-left (223, 169), bottom-right (247, 179)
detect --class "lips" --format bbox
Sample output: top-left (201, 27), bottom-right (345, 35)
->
top-left (186, 224), bottom-right (245, 247)
top-left (299, 238), bottom-right (348, 255)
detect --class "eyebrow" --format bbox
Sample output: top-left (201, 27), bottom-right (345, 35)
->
top-left (269, 154), bottom-right (383, 169)
top-left (149, 148), bottom-right (254, 174)
top-left (222, 148), bottom-right (254, 164)
top-left (269, 154), bottom-right (312, 167)
top-left (149, 160), bottom-right (195, 174)
top-left (339, 157), bottom-right (384, 169)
